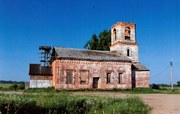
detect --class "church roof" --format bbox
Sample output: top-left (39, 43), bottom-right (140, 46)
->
top-left (132, 63), bottom-right (149, 71)
top-left (53, 47), bottom-right (131, 62)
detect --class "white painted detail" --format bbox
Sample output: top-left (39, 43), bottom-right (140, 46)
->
top-left (30, 80), bottom-right (52, 88)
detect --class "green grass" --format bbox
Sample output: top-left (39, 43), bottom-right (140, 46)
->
top-left (0, 83), bottom-right (14, 91)
top-left (0, 83), bottom-right (25, 91)
top-left (120, 88), bottom-right (180, 94)
top-left (0, 93), bottom-right (150, 114)
top-left (0, 83), bottom-right (13, 88)
top-left (24, 87), bottom-right (56, 93)
top-left (24, 87), bottom-right (180, 94)
top-left (160, 86), bottom-right (180, 90)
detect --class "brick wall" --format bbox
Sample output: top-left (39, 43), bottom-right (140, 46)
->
top-left (135, 71), bottom-right (150, 88)
top-left (52, 59), bottom-right (132, 90)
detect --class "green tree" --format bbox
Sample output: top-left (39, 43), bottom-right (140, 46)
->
top-left (84, 30), bottom-right (111, 51)
top-left (84, 34), bottom-right (99, 50)
top-left (177, 81), bottom-right (180, 87)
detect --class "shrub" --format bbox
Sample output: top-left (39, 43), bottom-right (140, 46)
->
top-left (17, 82), bottom-right (25, 90)
top-left (9, 84), bottom-right (18, 90)
top-left (177, 81), bottom-right (180, 87)
top-left (151, 84), bottom-right (160, 89)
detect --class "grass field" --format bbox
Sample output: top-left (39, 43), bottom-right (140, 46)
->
top-left (0, 93), bottom-right (150, 114)
top-left (160, 86), bottom-right (180, 90)
top-left (24, 87), bottom-right (180, 94)
top-left (0, 83), bottom-right (13, 88)
top-left (122, 88), bottom-right (180, 94)
top-left (0, 83), bottom-right (24, 90)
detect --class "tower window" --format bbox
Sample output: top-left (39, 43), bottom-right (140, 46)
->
top-left (113, 28), bottom-right (117, 41)
top-left (125, 27), bottom-right (130, 40)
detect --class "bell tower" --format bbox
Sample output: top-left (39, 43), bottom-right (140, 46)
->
top-left (110, 22), bottom-right (139, 62)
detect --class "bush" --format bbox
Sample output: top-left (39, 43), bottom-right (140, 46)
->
top-left (8, 83), bottom-right (25, 90)
top-left (177, 81), bottom-right (180, 87)
top-left (17, 82), bottom-right (25, 90)
top-left (151, 84), bottom-right (160, 89)
top-left (9, 84), bottom-right (18, 90)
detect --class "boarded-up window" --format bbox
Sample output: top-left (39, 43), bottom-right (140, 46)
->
top-left (80, 70), bottom-right (88, 84)
top-left (118, 73), bottom-right (122, 84)
top-left (107, 73), bottom-right (111, 84)
top-left (66, 70), bottom-right (73, 84)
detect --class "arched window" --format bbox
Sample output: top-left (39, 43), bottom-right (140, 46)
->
top-left (113, 28), bottom-right (117, 41)
top-left (125, 27), bottom-right (130, 40)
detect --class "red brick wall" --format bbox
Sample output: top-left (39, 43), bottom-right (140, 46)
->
top-left (52, 59), bottom-right (132, 90)
top-left (135, 71), bottom-right (150, 88)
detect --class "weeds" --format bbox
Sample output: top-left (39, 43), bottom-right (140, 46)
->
top-left (24, 87), bottom-right (180, 94)
top-left (0, 93), bottom-right (150, 114)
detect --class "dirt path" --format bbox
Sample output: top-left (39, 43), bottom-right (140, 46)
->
top-left (73, 92), bottom-right (180, 114)
top-left (139, 94), bottom-right (180, 114)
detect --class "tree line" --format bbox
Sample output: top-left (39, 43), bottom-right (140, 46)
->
top-left (0, 80), bottom-right (24, 84)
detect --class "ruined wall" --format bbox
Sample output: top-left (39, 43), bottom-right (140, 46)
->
top-left (134, 71), bottom-right (150, 88)
top-left (52, 59), bottom-right (132, 90)
top-left (30, 75), bottom-right (52, 88)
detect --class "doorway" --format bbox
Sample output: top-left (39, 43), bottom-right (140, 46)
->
top-left (132, 76), bottom-right (136, 88)
top-left (93, 77), bottom-right (99, 88)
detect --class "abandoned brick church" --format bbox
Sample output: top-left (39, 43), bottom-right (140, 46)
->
top-left (29, 22), bottom-right (150, 89)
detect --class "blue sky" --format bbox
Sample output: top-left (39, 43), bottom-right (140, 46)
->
top-left (0, 0), bottom-right (180, 84)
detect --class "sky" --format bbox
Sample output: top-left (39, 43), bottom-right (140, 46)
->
top-left (0, 0), bottom-right (180, 84)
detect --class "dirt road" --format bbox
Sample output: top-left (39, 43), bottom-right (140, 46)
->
top-left (73, 92), bottom-right (180, 114)
top-left (139, 94), bottom-right (180, 114)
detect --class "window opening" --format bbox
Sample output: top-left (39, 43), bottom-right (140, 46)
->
top-left (107, 73), bottom-right (111, 84)
top-left (113, 28), bottom-right (117, 41)
top-left (118, 73), bottom-right (122, 84)
top-left (125, 27), bottom-right (130, 40)
top-left (66, 70), bottom-right (73, 84)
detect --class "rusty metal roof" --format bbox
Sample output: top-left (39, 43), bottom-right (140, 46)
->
top-left (132, 63), bottom-right (149, 71)
top-left (53, 47), bottom-right (131, 62)
top-left (29, 64), bottom-right (52, 75)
